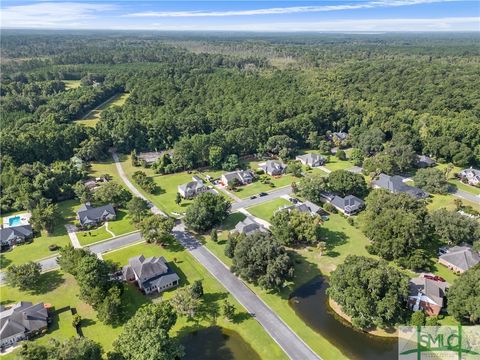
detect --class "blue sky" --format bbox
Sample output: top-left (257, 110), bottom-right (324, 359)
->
top-left (1, 0), bottom-right (479, 31)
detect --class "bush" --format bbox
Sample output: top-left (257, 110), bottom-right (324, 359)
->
top-left (48, 244), bottom-right (59, 251)
top-left (346, 217), bottom-right (355, 226)
top-left (324, 203), bottom-right (337, 213)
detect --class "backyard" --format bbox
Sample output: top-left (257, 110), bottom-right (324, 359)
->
top-left (245, 198), bottom-right (291, 221)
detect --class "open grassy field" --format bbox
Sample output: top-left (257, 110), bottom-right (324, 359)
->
top-left (76, 93), bottom-right (130, 127)
top-left (245, 198), bottom-right (291, 221)
top-left (233, 175), bottom-right (295, 199)
top-left (63, 80), bottom-right (81, 90)
top-left (103, 241), bottom-right (287, 360)
top-left (0, 200), bottom-right (79, 269)
top-left (88, 158), bottom-right (123, 184)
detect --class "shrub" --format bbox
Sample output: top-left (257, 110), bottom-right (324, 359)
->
top-left (48, 244), bottom-right (59, 251)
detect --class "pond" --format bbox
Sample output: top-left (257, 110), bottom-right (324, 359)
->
top-left (289, 277), bottom-right (398, 360)
top-left (180, 326), bottom-right (261, 360)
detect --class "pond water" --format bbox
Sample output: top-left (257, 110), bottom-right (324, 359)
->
top-left (180, 326), bottom-right (261, 360)
top-left (289, 277), bottom-right (398, 360)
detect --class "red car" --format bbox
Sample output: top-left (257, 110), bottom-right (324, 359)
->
top-left (423, 274), bottom-right (446, 282)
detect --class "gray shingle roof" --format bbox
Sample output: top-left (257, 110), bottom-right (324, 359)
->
top-left (440, 245), bottom-right (480, 272)
top-left (409, 277), bottom-right (448, 307)
top-left (330, 195), bottom-right (364, 213)
top-left (295, 153), bottom-right (326, 167)
top-left (222, 170), bottom-right (254, 184)
top-left (0, 301), bottom-right (48, 340)
top-left (234, 217), bottom-right (267, 235)
top-left (77, 203), bottom-right (115, 225)
top-left (0, 225), bottom-right (33, 244)
top-left (372, 174), bottom-right (428, 199)
top-left (260, 160), bottom-right (286, 175)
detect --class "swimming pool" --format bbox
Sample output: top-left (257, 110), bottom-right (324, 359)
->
top-left (8, 216), bottom-right (22, 227)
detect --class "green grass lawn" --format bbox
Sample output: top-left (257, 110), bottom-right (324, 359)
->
top-left (233, 175), bottom-right (296, 199)
top-left (107, 210), bottom-right (137, 235)
top-left (323, 157), bottom-right (357, 172)
top-left (77, 225), bottom-right (112, 246)
top-left (0, 200), bottom-right (79, 269)
top-left (88, 158), bottom-right (123, 184)
top-left (76, 93), bottom-right (130, 127)
top-left (245, 198), bottom-right (291, 221)
top-left (427, 194), bottom-right (480, 212)
top-left (449, 179), bottom-right (480, 196)
top-left (63, 80), bottom-right (81, 90)
top-left (103, 242), bottom-right (287, 360)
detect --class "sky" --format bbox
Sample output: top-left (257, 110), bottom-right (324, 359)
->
top-left (1, 0), bottom-right (479, 32)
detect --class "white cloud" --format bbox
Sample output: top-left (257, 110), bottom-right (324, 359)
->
top-left (1, 2), bottom-right (115, 28)
top-left (125, 0), bottom-right (457, 18)
top-left (109, 17), bottom-right (480, 32)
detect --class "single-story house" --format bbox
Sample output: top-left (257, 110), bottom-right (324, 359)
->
top-left (0, 225), bottom-right (33, 247)
top-left (221, 170), bottom-right (254, 186)
top-left (330, 195), bottom-right (365, 215)
top-left (416, 155), bottom-right (436, 168)
top-left (260, 160), bottom-right (286, 176)
top-left (177, 176), bottom-right (208, 199)
top-left (232, 217), bottom-right (268, 236)
top-left (295, 153), bottom-right (326, 168)
top-left (439, 245), bottom-right (480, 273)
top-left (458, 167), bottom-right (480, 186)
top-left (276, 202), bottom-right (319, 216)
top-left (0, 301), bottom-right (49, 348)
top-left (408, 277), bottom-right (448, 316)
top-left (122, 255), bottom-right (180, 295)
top-left (372, 174), bottom-right (429, 199)
top-left (77, 203), bottom-right (116, 228)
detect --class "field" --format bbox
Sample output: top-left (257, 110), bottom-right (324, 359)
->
top-left (233, 174), bottom-right (295, 199)
top-left (76, 93), bottom-right (130, 127)
top-left (63, 80), bottom-right (81, 90)
top-left (0, 200), bottom-right (79, 269)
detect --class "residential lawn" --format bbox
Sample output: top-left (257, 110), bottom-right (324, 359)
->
top-left (103, 242), bottom-right (287, 360)
top-left (323, 157), bottom-right (357, 172)
top-left (427, 194), bottom-right (480, 212)
top-left (88, 158), bottom-right (122, 184)
top-left (246, 198), bottom-right (291, 221)
top-left (449, 179), bottom-right (480, 196)
top-left (77, 224), bottom-right (112, 246)
top-left (233, 175), bottom-right (295, 199)
top-left (63, 80), bottom-right (81, 90)
top-left (107, 210), bottom-right (137, 236)
top-left (0, 200), bottom-right (79, 270)
top-left (76, 93), bottom-right (130, 127)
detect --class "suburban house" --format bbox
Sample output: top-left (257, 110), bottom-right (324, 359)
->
top-left (137, 151), bottom-right (163, 166)
top-left (439, 245), bottom-right (480, 273)
top-left (221, 170), bottom-right (254, 186)
top-left (372, 174), bottom-right (429, 199)
top-left (0, 301), bottom-right (49, 348)
top-left (122, 255), bottom-right (180, 295)
top-left (77, 203), bottom-right (116, 228)
top-left (277, 202), bottom-right (319, 216)
top-left (177, 176), bottom-right (208, 199)
top-left (233, 217), bottom-right (268, 236)
top-left (260, 160), bottom-right (286, 176)
top-left (0, 225), bottom-right (34, 247)
top-left (416, 155), bottom-right (436, 168)
top-left (330, 195), bottom-right (365, 215)
top-left (458, 167), bottom-right (480, 186)
top-left (295, 153), bottom-right (326, 168)
top-left (328, 131), bottom-right (348, 143)
top-left (408, 277), bottom-right (448, 316)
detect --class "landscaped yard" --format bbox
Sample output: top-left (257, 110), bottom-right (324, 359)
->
top-left (323, 157), bottom-right (357, 172)
top-left (233, 175), bottom-right (296, 199)
top-left (103, 241), bottom-right (287, 360)
top-left (76, 93), bottom-right (130, 127)
top-left (0, 200), bottom-right (79, 269)
top-left (245, 198), bottom-right (291, 221)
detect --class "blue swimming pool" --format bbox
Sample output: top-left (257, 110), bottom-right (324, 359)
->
top-left (8, 216), bottom-right (22, 227)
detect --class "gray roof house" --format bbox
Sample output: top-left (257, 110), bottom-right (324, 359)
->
top-left (0, 225), bottom-right (33, 247)
top-left (459, 167), bottom-right (480, 186)
top-left (77, 203), bottom-right (116, 227)
top-left (330, 195), bottom-right (365, 215)
top-left (260, 160), bottom-right (286, 176)
top-left (221, 170), bottom-right (254, 186)
top-left (233, 217), bottom-right (268, 236)
top-left (177, 176), bottom-right (207, 199)
top-left (328, 132), bottom-right (348, 143)
top-left (372, 174), bottom-right (429, 199)
top-left (416, 155), bottom-right (436, 168)
top-left (439, 245), bottom-right (480, 273)
top-left (122, 255), bottom-right (180, 295)
top-left (408, 277), bottom-right (448, 316)
top-left (295, 153), bottom-right (326, 168)
top-left (277, 202), bottom-right (319, 216)
top-left (0, 301), bottom-right (49, 348)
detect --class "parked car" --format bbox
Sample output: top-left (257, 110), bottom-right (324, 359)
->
top-left (438, 246), bottom-right (449, 256)
top-left (259, 192), bottom-right (268, 197)
top-left (250, 196), bottom-right (257, 200)
top-left (289, 197), bottom-right (299, 204)
top-left (423, 274), bottom-right (446, 282)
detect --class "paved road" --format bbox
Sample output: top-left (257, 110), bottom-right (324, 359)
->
top-left (173, 223), bottom-right (320, 360)
top-left (451, 188), bottom-right (480, 204)
top-left (111, 152), bottom-right (167, 217)
top-left (0, 231), bottom-right (143, 284)
top-left (231, 186), bottom-right (293, 211)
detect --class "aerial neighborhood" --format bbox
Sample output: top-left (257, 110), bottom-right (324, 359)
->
top-left (0, 27), bottom-right (479, 360)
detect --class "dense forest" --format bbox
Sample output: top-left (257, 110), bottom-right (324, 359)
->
top-left (1, 31), bottom-right (479, 212)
